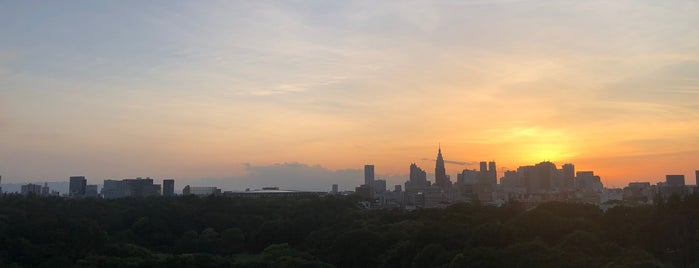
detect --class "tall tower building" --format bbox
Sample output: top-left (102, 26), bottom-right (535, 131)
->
top-left (364, 165), bottom-right (375, 188)
top-left (562, 164), bottom-right (575, 191)
top-left (479, 162), bottom-right (488, 173)
top-left (488, 161), bottom-right (497, 180)
top-left (695, 170), bottom-right (698, 186)
top-left (434, 145), bottom-right (450, 189)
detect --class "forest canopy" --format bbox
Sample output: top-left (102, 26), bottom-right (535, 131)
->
top-left (0, 193), bottom-right (697, 267)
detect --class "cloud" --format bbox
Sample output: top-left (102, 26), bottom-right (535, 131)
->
top-left (196, 162), bottom-right (363, 192)
top-left (420, 158), bottom-right (476, 166)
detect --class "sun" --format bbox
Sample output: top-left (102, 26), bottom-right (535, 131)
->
top-left (525, 143), bottom-right (576, 163)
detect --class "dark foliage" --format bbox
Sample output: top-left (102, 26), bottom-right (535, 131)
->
top-left (0, 193), bottom-right (697, 267)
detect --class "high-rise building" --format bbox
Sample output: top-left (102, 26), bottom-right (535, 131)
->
top-left (488, 162), bottom-right (497, 178)
top-left (102, 179), bottom-right (127, 199)
top-left (331, 184), bottom-right (338, 194)
top-left (69, 176), bottom-right (87, 197)
top-left (364, 165), bottom-right (375, 188)
top-left (1, 175), bottom-right (3, 194)
top-left (409, 163), bottom-right (428, 186)
top-left (434, 146), bottom-right (451, 189)
top-left (479, 162), bottom-right (488, 173)
top-left (695, 170), bottom-right (698, 186)
top-left (163, 179), bottom-right (175, 197)
top-left (562, 164), bottom-right (575, 191)
top-left (666, 175), bottom-right (685, 186)
top-left (459, 169), bottom-right (479, 185)
top-left (373, 179), bottom-right (387, 193)
top-left (662, 175), bottom-right (686, 198)
top-left (576, 171), bottom-right (603, 192)
top-left (535, 162), bottom-right (557, 192)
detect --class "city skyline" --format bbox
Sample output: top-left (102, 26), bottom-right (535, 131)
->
top-left (2, 1), bottom-right (699, 187)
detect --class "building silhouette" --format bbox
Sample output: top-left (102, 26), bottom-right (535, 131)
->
top-left (434, 146), bottom-right (451, 189)
top-left (21, 183), bottom-right (42, 196)
top-left (101, 178), bottom-right (161, 198)
top-left (163, 179), bottom-right (175, 197)
top-left (373, 179), bottom-right (387, 193)
top-left (661, 174), bottom-right (686, 198)
top-left (41, 183), bottom-right (50, 196)
top-left (364, 165), bottom-right (375, 189)
top-left (69, 176), bottom-right (87, 197)
top-left (562, 164), bottom-right (575, 191)
top-left (86, 185), bottom-right (99, 198)
top-left (183, 185), bottom-right (221, 196)
top-left (666, 175), bottom-right (685, 186)
top-left (408, 163), bottom-right (428, 187)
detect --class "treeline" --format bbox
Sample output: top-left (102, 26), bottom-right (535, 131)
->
top-left (0, 193), bottom-right (697, 267)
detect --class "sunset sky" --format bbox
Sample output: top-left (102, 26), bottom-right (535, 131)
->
top-left (1, 1), bottom-right (698, 190)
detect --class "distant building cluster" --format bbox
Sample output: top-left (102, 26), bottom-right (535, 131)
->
top-left (353, 146), bottom-right (699, 210)
top-left (2, 174), bottom-right (323, 200)
top-left (20, 182), bottom-right (60, 197)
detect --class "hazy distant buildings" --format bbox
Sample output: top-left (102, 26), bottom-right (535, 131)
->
top-left (661, 175), bottom-right (687, 198)
top-left (331, 184), bottom-right (338, 194)
top-left (21, 183), bottom-right (42, 196)
top-left (163, 179), bottom-right (175, 197)
top-left (86, 185), bottom-right (99, 198)
top-left (69, 176), bottom-right (87, 197)
top-left (41, 183), bottom-right (49, 196)
top-left (575, 171), bottom-right (603, 192)
top-left (101, 178), bottom-right (162, 198)
top-left (183, 185), bottom-right (220, 196)
top-left (354, 184), bottom-right (372, 199)
top-left (623, 182), bottom-right (654, 204)
top-left (373, 179), bottom-right (387, 193)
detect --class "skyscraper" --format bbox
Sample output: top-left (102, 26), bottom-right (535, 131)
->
top-left (695, 170), bottom-right (698, 186)
top-left (409, 163), bottom-right (428, 186)
top-left (666, 175), bottom-right (685, 186)
top-left (562, 164), bottom-right (575, 191)
top-left (434, 145), bottom-right (451, 189)
top-left (364, 165), bottom-right (375, 188)
top-left (479, 162), bottom-right (488, 173)
top-left (69, 176), bottom-right (87, 197)
top-left (163, 179), bottom-right (175, 197)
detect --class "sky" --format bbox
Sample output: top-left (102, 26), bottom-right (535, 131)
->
top-left (1, 1), bottom-right (698, 190)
